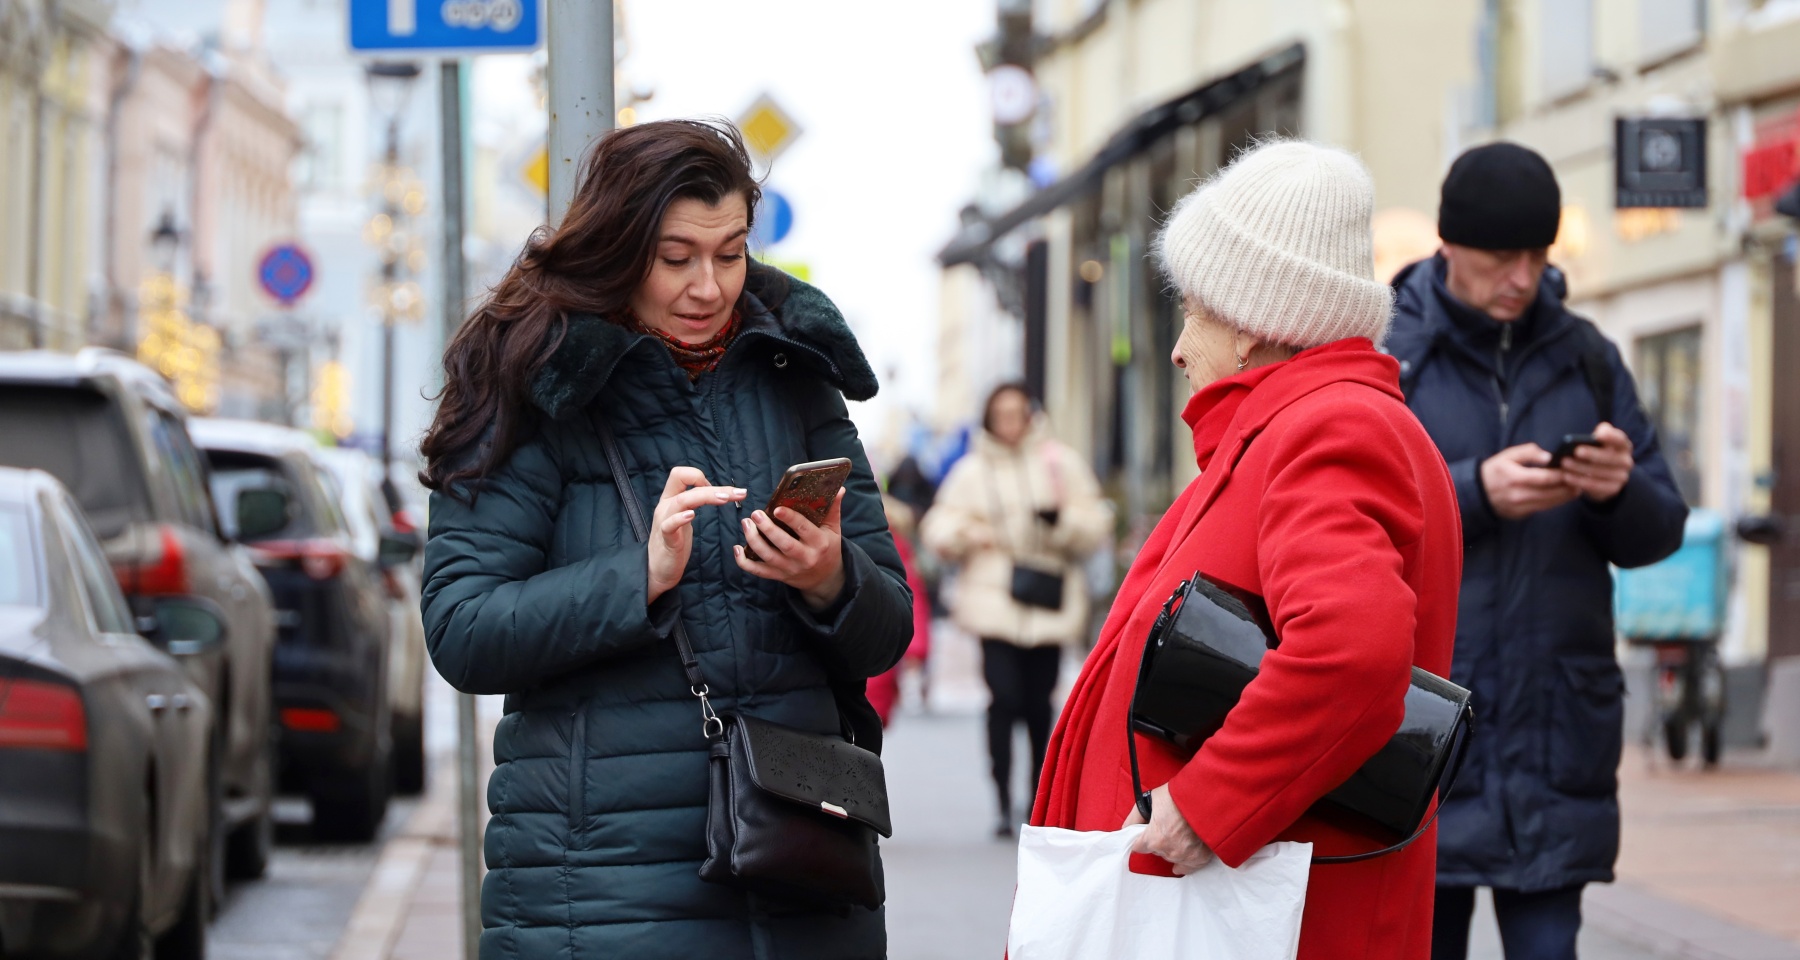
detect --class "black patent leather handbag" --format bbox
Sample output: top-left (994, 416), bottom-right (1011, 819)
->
top-left (593, 414), bottom-right (891, 910)
top-left (1129, 573), bottom-right (1474, 865)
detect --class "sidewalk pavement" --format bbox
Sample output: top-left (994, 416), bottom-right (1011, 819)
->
top-left (344, 625), bottom-right (1800, 959)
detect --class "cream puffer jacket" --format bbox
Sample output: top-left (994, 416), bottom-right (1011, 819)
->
top-left (921, 424), bottom-right (1111, 647)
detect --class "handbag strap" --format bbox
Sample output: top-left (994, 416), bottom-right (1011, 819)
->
top-left (591, 412), bottom-right (723, 740)
top-left (1127, 581), bottom-right (1477, 865)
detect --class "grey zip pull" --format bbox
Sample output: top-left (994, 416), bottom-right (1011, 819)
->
top-left (1500, 323), bottom-right (1513, 352)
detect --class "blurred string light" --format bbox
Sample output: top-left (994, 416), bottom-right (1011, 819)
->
top-left (365, 161), bottom-right (428, 325)
top-left (1550, 203), bottom-right (1592, 263)
top-left (311, 360), bottom-right (354, 439)
top-left (136, 271), bottom-right (221, 414)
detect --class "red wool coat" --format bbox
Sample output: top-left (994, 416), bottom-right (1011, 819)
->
top-left (1031, 339), bottom-right (1462, 960)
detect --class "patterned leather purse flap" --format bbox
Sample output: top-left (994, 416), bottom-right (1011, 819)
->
top-left (734, 714), bottom-right (893, 837)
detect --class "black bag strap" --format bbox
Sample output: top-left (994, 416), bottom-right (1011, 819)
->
top-left (591, 412), bottom-right (723, 740)
top-left (1127, 581), bottom-right (1476, 866)
top-left (1573, 323), bottom-right (1616, 426)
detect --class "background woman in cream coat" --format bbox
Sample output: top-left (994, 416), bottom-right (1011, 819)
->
top-left (922, 383), bottom-right (1110, 836)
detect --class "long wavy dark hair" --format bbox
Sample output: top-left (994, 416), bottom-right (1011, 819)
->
top-left (420, 119), bottom-right (762, 495)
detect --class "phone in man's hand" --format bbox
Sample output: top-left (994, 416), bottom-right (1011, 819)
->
top-left (1545, 433), bottom-right (1601, 469)
top-left (744, 458), bottom-right (853, 562)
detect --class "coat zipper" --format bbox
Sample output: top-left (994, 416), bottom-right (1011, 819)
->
top-left (1494, 323), bottom-right (1514, 433)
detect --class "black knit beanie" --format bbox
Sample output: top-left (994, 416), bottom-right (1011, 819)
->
top-left (1438, 142), bottom-right (1562, 250)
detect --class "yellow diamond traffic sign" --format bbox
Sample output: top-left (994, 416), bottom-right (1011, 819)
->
top-left (522, 144), bottom-right (549, 198)
top-left (737, 93), bottom-right (802, 165)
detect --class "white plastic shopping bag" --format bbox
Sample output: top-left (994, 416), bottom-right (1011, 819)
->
top-left (1008, 825), bottom-right (1311, 960)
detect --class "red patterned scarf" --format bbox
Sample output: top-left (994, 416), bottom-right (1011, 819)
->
top-left (635, 310), bottom-right (743, 382)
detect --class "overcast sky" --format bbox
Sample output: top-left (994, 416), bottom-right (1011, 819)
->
top-left (620, 1), bottom-right (996, 450)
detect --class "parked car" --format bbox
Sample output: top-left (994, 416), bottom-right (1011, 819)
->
top-left (314, 447), bottom-right (427, 794)
top-left (189, 419), bottom-right (396, 841)
top-left (0, 466), bottom-right (228, 959)
top-left (0, 349), bottom-right (277, 891)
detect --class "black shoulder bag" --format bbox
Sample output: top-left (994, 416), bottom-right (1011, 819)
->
top-left (1128, 573), bottom-right (1474, 865)
top-left (594, 416), bottom-right (891, 910)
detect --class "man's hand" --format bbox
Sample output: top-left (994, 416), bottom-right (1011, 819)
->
top-left (1559, 422), bottom-right (1635, 503)
top-left (647, 468), bottom-right (746, 606)
top-left (735, 489), bottom-right (848, 610)
top-left (1481, 443), bottom-right (1578, 520)
top-left (1121, 784), bottom-right (1213, 876)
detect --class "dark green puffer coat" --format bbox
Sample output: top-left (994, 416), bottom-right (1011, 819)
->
top-left (422, 265), bottom-right (912, 959)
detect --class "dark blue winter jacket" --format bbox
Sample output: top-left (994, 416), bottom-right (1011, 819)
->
top-left (1387, 255), bottom-right (1687, 892)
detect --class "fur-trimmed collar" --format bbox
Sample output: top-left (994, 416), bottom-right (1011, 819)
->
top-left (528, 261), bottom-right (879, 420)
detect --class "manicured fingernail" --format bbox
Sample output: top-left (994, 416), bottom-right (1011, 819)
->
top-left (733, 488), bottom-right (747, 497)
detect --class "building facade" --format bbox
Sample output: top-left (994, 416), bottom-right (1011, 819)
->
top-left (941, 0), bottom-right (1800, 717)
top-left (0, 0), bottom-right (114, 351)
top-left (104, 1), bottom-right (302, 420)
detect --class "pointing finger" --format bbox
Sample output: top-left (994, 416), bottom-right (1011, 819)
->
top-left (661, 467), bottom-right (713, 499)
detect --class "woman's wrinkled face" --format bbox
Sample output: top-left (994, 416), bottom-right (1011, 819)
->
top-left (987, 389), bottom-right (1032, 447)
top-left (1170, 299), bottom-right (1243, 394)
top-left (630, 194), bottom-right (750, 343)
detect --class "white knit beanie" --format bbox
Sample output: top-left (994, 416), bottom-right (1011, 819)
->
top-left (1154, 140), bottom-right (1393, 349)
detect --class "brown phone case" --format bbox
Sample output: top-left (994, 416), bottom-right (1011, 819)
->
top-left (745, 458), bottom-right (853, 562)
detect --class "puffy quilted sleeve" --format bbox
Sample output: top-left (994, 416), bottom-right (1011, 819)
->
top-left (783, 386), bottom-right (914, 681)
top-left (421, 430), bottom-right (664, 695)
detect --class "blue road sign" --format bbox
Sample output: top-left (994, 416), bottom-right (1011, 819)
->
top-left (350, 0), bottom-right (541, 53)
top-left (258, 244), bottom-right (315, 305)
top-left (751, 190), bottom-right (795, 248)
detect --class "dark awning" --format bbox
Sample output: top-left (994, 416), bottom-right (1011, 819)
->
top-left (938, 42), bottom-right (1306, 267)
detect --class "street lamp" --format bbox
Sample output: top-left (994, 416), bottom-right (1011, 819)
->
top-left (363, 61), bottom-right (421, 477)
top-left (149, 210), bottom-right (181, 276)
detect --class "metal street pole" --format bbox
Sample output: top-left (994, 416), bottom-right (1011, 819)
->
top-left (546, 0), bottom-right (614, 223)
top-left (379, 116), bottom-right (399, 477)
top-left (438, 56), bottom-right (483, 960)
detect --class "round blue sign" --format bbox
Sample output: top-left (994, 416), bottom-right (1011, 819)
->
top-left (258, 244), bottom-right (315, 305)
top-left (751, 190), bottom-right (794, 248)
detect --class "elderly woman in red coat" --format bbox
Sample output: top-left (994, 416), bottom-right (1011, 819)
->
top-left (1031, 140), bottom-right (1463, 959)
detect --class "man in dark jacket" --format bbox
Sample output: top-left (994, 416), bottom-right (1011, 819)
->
top-left (1386, 142), bottom-right (1688, 960)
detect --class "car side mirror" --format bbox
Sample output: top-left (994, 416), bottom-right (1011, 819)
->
top-left (141, 596), bottom-right (228, 656)
top-left (236, 487), bottom-right (290, 541)
top-left (1737, 514), bottom-right (1785, 547)
top-left (377, 530), bottom-right (421, 568)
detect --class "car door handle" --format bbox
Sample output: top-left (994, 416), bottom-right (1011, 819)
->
top-left (146, 694), bottom-right (169, 714)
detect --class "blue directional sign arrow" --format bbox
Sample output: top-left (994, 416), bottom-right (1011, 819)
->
top-left (350, 0), bottom-right (541, 54)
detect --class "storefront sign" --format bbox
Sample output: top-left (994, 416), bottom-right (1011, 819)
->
top-left (1616, 117), bottom-right (1707, 208)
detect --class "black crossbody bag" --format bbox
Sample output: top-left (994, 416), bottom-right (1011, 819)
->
top-left (594, 415), bottom-right (891, 910)
top-left (1129, 573), bottom-right (1475, 865)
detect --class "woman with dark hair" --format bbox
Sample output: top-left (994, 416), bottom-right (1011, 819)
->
top-left (419, 119), bottom-right (911, 958)
top-left (920, 383), bottom-right (1109, 837)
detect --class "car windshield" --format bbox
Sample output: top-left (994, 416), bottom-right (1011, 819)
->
top-left (0, 387), bottom-right (146, 541)
top-left (0, 505), bottom-right (40, 608)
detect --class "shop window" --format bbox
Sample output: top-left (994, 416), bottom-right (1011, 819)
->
top-left (1636, 325), bottom-right (1703, 504)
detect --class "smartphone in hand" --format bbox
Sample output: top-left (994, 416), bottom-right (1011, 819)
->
top-left (1545, 433), bottom-right (1601, 469)
top-left (744, 458), bottom-right (853, 562)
